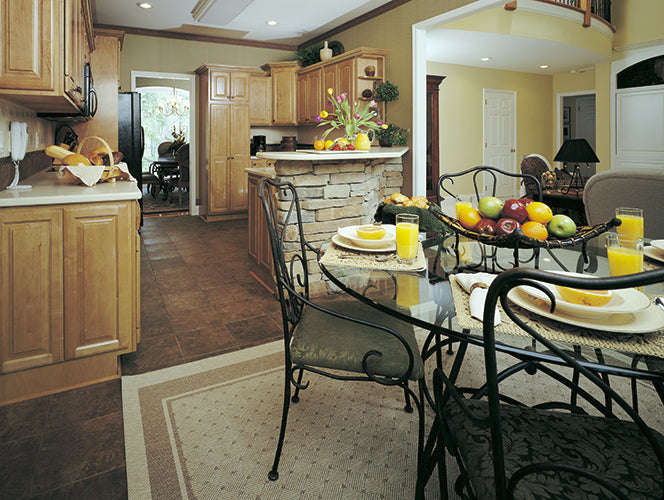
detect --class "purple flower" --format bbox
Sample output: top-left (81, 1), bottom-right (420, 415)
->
top-left (370, 100), bottom-right (376, 107)
top-left (341, 92), bottom-right (347, 100)
top-left (377, 121), bottom-right (383, 126)
top-left (336, 96), bottom-right (342, 103)
top-left (315, 115), bottom-right (322, 123)
top-left (354, 113), bottom-right (360, 119)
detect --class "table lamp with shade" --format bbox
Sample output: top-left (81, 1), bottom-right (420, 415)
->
top-left (553, 138), bottom-right (599, 194)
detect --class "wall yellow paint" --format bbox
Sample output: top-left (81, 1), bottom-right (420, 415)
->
top-left (428, 61), bottom-right (552, 194)
top-left (118, 34), bottom-right (296, 92)
top-left (612, 0), bottom-right (664, 49)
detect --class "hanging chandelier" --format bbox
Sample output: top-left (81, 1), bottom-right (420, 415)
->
top-left (157, 87), bottom-right (190, 117)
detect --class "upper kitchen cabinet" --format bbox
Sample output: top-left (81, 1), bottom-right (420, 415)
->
top-left (249, 72), bottom-right (271, 126)
top-left (260, 61), bottom-right (299, 126)
top-left (0, 0), bottom-right (95, 114)
top-left (297, 48), bottom-right (387, 126)
top-left (209, 69), bottom-right (250, 102)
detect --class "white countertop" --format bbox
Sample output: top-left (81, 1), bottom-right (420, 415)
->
top-left (257, 146), bottom-right (408, 161)
top-left (0, 170), bottom-right (142, 208)
top-left (245, 167), bottom-right (276, 177)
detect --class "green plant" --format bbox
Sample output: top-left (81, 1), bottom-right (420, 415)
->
top-left (375, 124), bottom-right (410, 146)
top-left (373, 81), bottom-right (400, 102)
top-left (296, 44), bottom-right (323, 67)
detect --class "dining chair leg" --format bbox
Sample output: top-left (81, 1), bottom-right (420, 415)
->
top-left (291, 367), bottom-right (304, 403)
top-left (269, 366), bottom-right (293, 481)
top-left (403, 382), bottom-right (414, 413)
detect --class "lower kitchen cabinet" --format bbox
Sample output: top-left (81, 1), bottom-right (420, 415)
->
top-left (0, 199), bottom-right (140, 403)
top-left (247, 169), bottom-right (275, 293)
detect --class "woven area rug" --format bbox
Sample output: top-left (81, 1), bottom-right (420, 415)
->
top-left (123, 338), bottom-right (664, 499)
top-left (142, 187), bottom-right (189, 215)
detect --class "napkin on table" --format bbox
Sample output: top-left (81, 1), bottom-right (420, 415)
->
top-left (454, 272), bottom-right (501, 326)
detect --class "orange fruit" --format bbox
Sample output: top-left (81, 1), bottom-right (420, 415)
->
top-left (324, 140), bottom-right (335, 150)
top-left (526, 201), bottom-right (553, 225)
top-left (314, 139), bottom-right (325, 150)
top-left (522, 220), bottom-right (548, 241)
top-left (457, 206), bottom-right (482, 229)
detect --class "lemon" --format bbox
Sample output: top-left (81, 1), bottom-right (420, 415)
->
top-left (557, 286), bottom-right (613, 307)
top-left (314, 139), bottom-right (325, 151)
top-left (324, 140), bottom-right (335, 150)
top-left (356, 225), bottom-right (386, 240)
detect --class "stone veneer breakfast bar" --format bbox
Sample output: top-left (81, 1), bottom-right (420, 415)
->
top-left (250, 147), bottom-right (408, 296)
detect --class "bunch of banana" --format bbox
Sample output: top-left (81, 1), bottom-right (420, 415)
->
top-left (384, 192), bottom-right (429, 209)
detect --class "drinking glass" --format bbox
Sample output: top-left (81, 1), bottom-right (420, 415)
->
top-left (606, 232), bottom-right (643, 276)
top-left (396, 274), bottom-right (420, 307)
top-left (396, 213), bottom-right (419, 264)
top-left (616, 207), bottom-right (644, 239)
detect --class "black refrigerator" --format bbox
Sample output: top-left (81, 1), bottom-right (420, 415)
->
top-left (118, 92), bottom-right (145, 209)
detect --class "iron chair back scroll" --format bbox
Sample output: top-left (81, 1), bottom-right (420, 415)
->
top-left (257, 177), bottom-right (427, 496)
top-left (436, 166), bottom-right (544, 271)
top-left (429, 266), bottom-right (664, 499)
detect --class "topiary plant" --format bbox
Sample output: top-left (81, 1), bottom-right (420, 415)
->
top-left (296, 44), bottom-right (323, 67)
top-left (373, 81), bottom-right (399, 103)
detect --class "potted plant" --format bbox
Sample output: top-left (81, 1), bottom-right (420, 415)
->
top-left (374, 124), bottom-right (410, 147)
top-left (373, 80), bottom-right (399, 122)
top-left (296, 44), bottom-right (323, 67)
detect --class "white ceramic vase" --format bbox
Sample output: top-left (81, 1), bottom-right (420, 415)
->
top-left (320, 41), bottom-right (333, 61)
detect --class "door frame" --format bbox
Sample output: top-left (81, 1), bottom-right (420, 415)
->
top-left (556, 90), bottom-right (595, 171)
top-left (483, 88), bottom-right (517, 198)
top-left (131, 71), bottom-right (198, 216)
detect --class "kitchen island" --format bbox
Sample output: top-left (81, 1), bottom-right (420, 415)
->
top-left (0, 170), bottom-right (141, 403)
top-left (253, 147), bottom-right (407, 296)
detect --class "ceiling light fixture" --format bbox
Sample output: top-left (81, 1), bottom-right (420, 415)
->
top-left (137, 2), bottom-right (152, 8)
top-left (480, 57), bottom-right (491, 62)
top-left (540, 64), bottom-right (550, 69)
top-left (266, 20), bottom-right (278, 26)
top-left (157, 87), bottom-right (190, 117)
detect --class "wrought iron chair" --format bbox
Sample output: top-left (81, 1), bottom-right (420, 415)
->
top-left (519, 154), bottom-right (551, 200)
top-left (257, 177), bottom-right (426, 495)
top-left (425, 266), bottom-right (664, 499)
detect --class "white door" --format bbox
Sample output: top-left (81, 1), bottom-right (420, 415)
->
top-left (483, 89), bottom-right (517, 198)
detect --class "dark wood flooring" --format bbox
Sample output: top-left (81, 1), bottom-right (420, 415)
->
top-left (0, 216), bottom-right (282, 499)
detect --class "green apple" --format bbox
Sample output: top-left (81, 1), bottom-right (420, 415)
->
top-left (547, 214), bottom-right (576, 239)
top-left (478, 196), bottom-right (504, 220)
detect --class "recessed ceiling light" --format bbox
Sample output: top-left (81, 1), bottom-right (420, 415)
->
top-left (137, 2), bottom-right (152, 8)
top-left (266, 20), bottom-right (278, 26)
top-left (480, 57), bottom-right (491, 62)
top-left (540, 64), bottom-right (550, 69)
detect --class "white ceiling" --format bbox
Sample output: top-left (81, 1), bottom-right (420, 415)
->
top-left (92, 0), bottom-right (397, 46)
top-left (93, 0), bottom-right (606, 73)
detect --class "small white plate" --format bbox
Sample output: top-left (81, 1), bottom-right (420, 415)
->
top-left (645, 246), bottom-right (664, 264)
top-left (650, 240), bottom-right (664, 252)
top-left (332, 234), bottom-right (396, 252)
top-left (508, 287), bottom-right (664, 334)
top-left (516, 271), bottom-right (650, 318)
top-left (337, 224), bottom-right (396, 249)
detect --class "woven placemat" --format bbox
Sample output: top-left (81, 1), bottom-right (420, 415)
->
top-left (319, 242), bottom-right (426, 271)
top-left (449, 275), bottom-right (664, 358)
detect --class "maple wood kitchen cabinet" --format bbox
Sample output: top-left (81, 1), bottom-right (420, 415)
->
top-left (0, 0), bottom-right (94, 114)
top-left (197, 64), bottom-right (252, 220)
top-left (247, 167), bottom-right (275, 293)
top-left (297, 69), bottom-right (321, 125)
top-left (261, 61), bottom-right (299, 126)
top-left (249, 72), bottom-right (272, 126)
top-left (0, 171), bottom-right (141, 404)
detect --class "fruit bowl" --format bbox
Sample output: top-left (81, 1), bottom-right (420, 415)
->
top-left (428, 204), bottom-right (621, 249)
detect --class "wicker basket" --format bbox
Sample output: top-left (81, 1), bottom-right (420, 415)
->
top-left (428, 204), bottom-right (621, 249)
top-left (77, 136), bottom-right (126, 182)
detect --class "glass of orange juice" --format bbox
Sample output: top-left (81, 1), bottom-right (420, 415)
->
top-left (396, 213), bottom-right (419, 264)
top-left (606, 232), bottom-right (643, 276)
top-left (616, 207), bottom-right (644, 239)
top-left (396, 274), bottom-right (420, 307)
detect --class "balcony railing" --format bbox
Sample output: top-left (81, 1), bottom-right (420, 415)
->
top-left (506, 0), bottom-right (612, 28)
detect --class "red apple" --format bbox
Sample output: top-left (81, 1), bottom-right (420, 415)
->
top-left (519, 197), bottom-right (535, 206)
top-left (476, 218), bottom-right (497, 235)
top-left (496, 218), bottom-right (521, 236)
top-left (501, 199), bottom-right (529, 223)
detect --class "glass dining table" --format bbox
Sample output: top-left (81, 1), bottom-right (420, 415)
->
top-left (318, 233), bottom-right (664, 397)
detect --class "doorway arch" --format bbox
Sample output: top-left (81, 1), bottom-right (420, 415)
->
top-left (131, 71), bottom-right (198, 216)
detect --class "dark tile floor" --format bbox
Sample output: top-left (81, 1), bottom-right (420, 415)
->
top-left (0, 215), bottom-right (282, 499)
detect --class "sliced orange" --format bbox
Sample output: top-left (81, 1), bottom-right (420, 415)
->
top-left (557, 286), bottom-right (613, 307)
top-left (356, 225), bottom-right (386, 240)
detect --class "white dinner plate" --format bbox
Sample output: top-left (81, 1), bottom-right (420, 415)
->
top-left (645, 245), bottom-right (664, 265)
top-left (508, 287), bottom-right (664, 334)
top-left (650, 240), bottom-right (664, 252)
top-left (331, 234), bottom-right (396, 252)
top-left (516, 271), bottom-right (650, 318)
top-left (337, 224), bottom-right (396, 249)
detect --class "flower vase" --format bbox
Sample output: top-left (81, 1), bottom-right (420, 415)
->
top-left (320, 41), bottom-right (333, 61)
top-left (354, 133), bottom-right (371, 151)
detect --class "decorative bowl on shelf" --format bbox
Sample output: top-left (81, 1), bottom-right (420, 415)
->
top-left (427, 204), bottom-right (621, 249)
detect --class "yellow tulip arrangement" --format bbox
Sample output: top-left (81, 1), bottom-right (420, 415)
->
top-left (316, 88), bottom-right (387, 142)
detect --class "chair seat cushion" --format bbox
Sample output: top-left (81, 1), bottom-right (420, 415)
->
top-left (447, 399), bottom-right (664, 499)
top-left (291, 297), bottom-right (424, 381)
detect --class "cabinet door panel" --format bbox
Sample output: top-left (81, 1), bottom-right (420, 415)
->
top-left (230, 104), bottom-right (249, 211)
top-left (63, 203), bottom-right (132, 359)
top-left (209, 103), bottom-right (231, 214)
top-left (231, 156), bottom-right (249, 211)
top-left (250, 75), bottom-right (271, 125)
top-left (0, 0), bottom-right (56, 90)
top-left (0, 208), bottom-right (63, 373)
top-left (231, 72), bottom-right (250, 102)
top-left (307, 70), bottom-right (321, 123)
top-left (322, 65), bottom-right (337, 115)
top-left (271, 67), bottom-right (296, 125)
top-left (210, 71), bottom-right (231, 100)
top-left (337, 60), bottom-right (354, 104)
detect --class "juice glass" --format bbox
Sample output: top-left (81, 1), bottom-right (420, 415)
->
top-left (616, 207), bottom-right (644, 239)
top-left (606, 233), bottom-right (643, 276)
top-left (396, 213), bottom-right (419, 264)
top-left (396, 274), bottom-right (420, 307)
